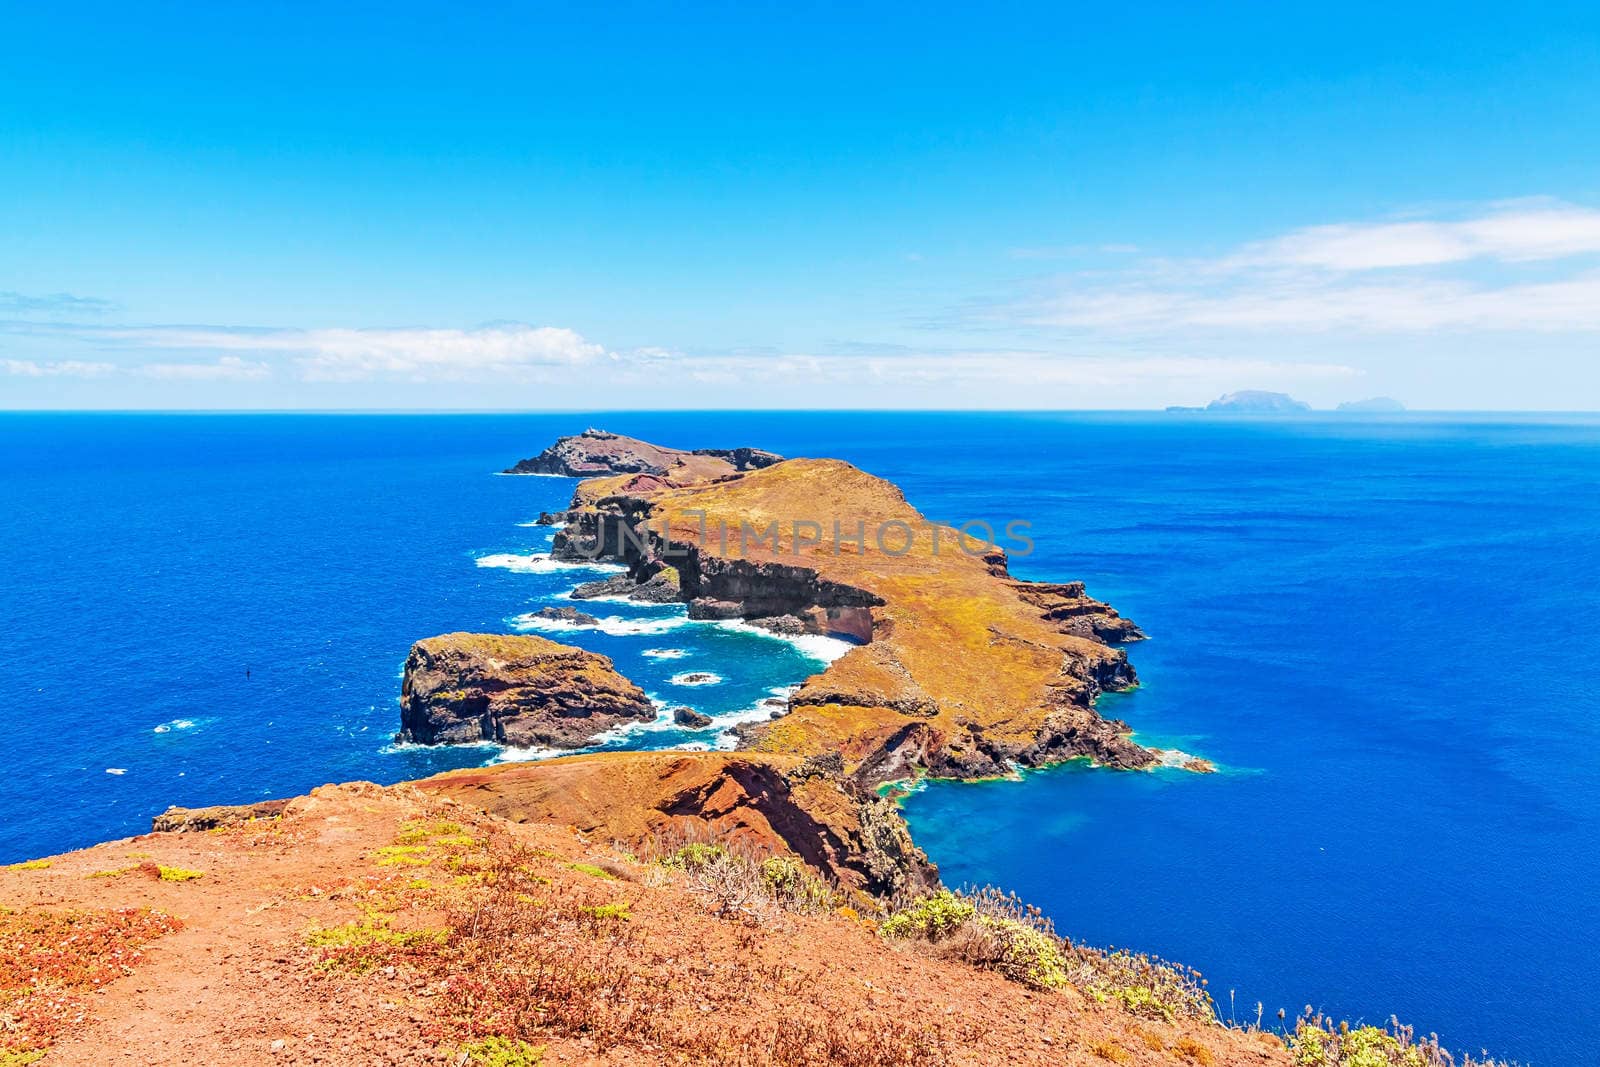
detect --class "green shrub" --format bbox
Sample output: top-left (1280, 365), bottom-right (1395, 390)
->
top-left (660, 843), bottom-right (727, 871)
top-left (974, 915), bottom-right (1069, 990)
top-left (878, 890), bottom-right (975, 941)
top-left (759, 857), bottom-right (835, 913)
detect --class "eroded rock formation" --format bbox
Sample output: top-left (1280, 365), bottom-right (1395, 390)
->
top-left (399, 633), bottom-right (655, 749)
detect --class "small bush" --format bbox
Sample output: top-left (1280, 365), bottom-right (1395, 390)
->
top-left (156, 866), bottom-right (204, 882)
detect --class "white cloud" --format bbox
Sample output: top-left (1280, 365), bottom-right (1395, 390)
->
top-left (1011, 200), bottom-right (1600, 334)
top-left (136, 357), bottom-right (271, 381)
top-left (1228, 201), bottom-right (1600, 271)
top-left (2, 358), bottom-right (118, 377)
top-left (100, 323), bottom-right (609, 382)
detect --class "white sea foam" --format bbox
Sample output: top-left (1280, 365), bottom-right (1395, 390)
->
top-left (152, 719), bottom-right (197, 734)
top-left (641, 648), bottom-right (690, 660)
top-left (491, 744), bottom-right (573, 763)
top-left (510, 612), bottom-right (690, 637)
top-left (669, 671), bottom-right (724, 687)
top-left (475, 552), bottom-right (624, 575)
top-left (710, 619), bottom-right (857, 664)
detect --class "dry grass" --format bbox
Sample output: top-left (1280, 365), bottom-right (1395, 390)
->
top-left (0, 907), bottom-right (181, 1061)
top-left (418, 840), bottom-right (952, 1066)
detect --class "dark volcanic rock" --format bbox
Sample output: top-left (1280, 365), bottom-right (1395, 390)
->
top-left (399, 633), bottom-right (655, 749)
top-left (671, 706), bottom-right (714, 728)
top-left (570, 567), bottom-right (682, 604)
top-left (525, 606), bottom-right (600, 627)
top-left (1007, 579), bottom-right (1145, 643)
top-left (503, 428), bottom-right (784, 477)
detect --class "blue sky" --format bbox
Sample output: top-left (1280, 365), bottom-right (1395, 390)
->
top-left (3, 2), bottom-right (1599, 409)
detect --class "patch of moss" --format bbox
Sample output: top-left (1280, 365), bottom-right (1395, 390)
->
top-left (457, 1036), bottom-right (545, 1066)
top-left (393, 819), bottom-right (465, 845)
top-left (157, 866), bottom-right (204, 882)
top-left (305, 918), bottom-right (445, 951)
top-left (3, 860), bottom-right (50, 871)
top-left (568, 862), bottom-right (617, 881)
top-left (375, 845), bottom-right (432, 868)
top-left (86, 866), bottom-right (136, 879)
top-left (584, 901), bottom-right (631, 921)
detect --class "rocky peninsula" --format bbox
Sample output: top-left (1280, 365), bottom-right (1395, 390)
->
top-left (513, 429), bottom-right (1158, 783)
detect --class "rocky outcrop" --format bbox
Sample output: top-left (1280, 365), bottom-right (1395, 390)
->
top-left (672, 706), bottom-right (713, 728)
top-left (1008, 580), bottom-right (1145, 643)
top-left (524, 605), bottom-right (600, 627)
top-left (503, 428), bottom-right (783, 478)
top-left (399, 633), bottom-right (655, 749)
top-left (420, 751), bottom-right (937, 898)
top-left (570, 567), bottom-right (681, 604)
top-left (151, 798), bottom-right (290, 832)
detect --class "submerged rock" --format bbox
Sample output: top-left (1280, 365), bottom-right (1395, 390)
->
top-left (399, 633), bottom-right (655, 749)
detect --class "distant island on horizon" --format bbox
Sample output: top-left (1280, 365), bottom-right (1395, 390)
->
top-left (1167, 390), bottom-right (1407, 414)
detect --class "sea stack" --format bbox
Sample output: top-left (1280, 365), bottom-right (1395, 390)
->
top-left (399, 632), bottom-right (655, 748)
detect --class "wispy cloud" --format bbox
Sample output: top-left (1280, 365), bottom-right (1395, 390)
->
top-left (3, 358), bottom-right (119, 378)
top-left (108, 323), bottom-right (608, 382)
top-left (1225, 201), bottom-right (1600, 270)
top-left (135, 356), bottom-right (271, 381)
top-left (1008, 199), bottom-right (1600, 334)
top-left (0, 291), bottom-right (117, 316)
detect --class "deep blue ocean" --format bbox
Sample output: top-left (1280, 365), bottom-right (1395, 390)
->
top-left (2, 412), bottom-right (1596, 1064)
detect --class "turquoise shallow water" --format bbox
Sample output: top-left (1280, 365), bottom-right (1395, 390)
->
top-left (2, 411), bottom-right (1597, 1064)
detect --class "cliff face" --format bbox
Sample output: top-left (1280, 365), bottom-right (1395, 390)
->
top-left (502, 427), bottom-right (783, 478)
top-left (398, 632), bottom-right (655, 748)
top-left (541, 445), bottom-right (1160, 783)
top-left (421, 750), bottom-right (938, 898)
